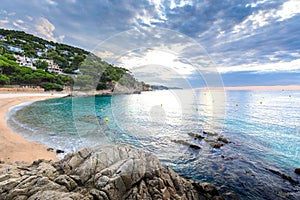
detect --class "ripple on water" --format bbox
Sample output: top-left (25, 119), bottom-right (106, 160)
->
top-left (6, 90), bottom-right (300, 199)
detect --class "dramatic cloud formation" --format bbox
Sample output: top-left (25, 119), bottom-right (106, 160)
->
top-left (34, 17), bottom-right (61, 42)
top-left (0, 0), bottom-right (299, 86)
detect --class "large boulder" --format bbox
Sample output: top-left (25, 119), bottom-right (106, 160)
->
top-left (0, 145), bottom-right (223, 200)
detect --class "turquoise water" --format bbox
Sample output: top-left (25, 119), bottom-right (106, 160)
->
top-left (7, 89), bottom-right (300, 199)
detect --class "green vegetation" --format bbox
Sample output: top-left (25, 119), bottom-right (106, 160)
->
top-left (0, 54), bottom-right (73, 91)
top-left (0, 28), bottom-right (149, 92)
top-left (0, 28), bottom-right (88, 70)
top-left (35, 60), bottom-right (49, 70)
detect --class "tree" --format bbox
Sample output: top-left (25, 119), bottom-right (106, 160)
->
top-left (71, 55), bottom-right (85, 68)
top-left (53, 55), bottom-right (68, 68)
top-left (41, 82), bottom-right (63, 91)
top-left (3, 53), bottom-right (16, 61)
top-left (0, 74), bottom-right (10, 85)
top-left (35, 60), bottom-right (48, 70)
top-left (74, 74), bottom-right (95, 91)
top-left (0, 55), bottom-right (18, 75)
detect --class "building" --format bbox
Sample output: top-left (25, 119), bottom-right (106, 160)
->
top-left (45, 44), bottom-right (56, 50)
top-left (45, 60), bottom-right (62, 73)
top-left (14, 55), bottom-right (37, 70)
top-left (8, 46), bottom-right (24, 53)
top-left (37, 51), bottom-right (44, 57)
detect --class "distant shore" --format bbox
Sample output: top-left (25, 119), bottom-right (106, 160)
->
top-left (0, 92), bottom-right (67, 163)
top-left (199, 85), bottom-right (300, 90)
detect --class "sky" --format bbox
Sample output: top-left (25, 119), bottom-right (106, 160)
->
top-left (1, 0), bottom-right (300, 87)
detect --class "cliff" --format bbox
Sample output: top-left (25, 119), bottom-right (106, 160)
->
top-left (0, 145), bottom-right (223, 200)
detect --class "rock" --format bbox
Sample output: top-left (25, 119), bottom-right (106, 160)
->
top-left (217, 137), bottom-right (229, 144)
top-left (295, 168), bottom-right (300, 175)
top-left (46, 148), bottom-right (54, 152)
top-left (199, 182), bottom-right (220, 196)
top-left (0, 145), bottom-right (222, 199)
top-left (190, 144), bottom-right (201, 150)
top-left (56, 149), bottom-right (65, 154)
top-left (188, 132), bottom-right (205, 139)
top-left (211, 142), bottom-right (223, 149)
top-left (265, 168), bottom-right (299, 184)
top-left (203, 131), bottom-right (218, 136)
top-left (172, 139), bottom-right (201, 150)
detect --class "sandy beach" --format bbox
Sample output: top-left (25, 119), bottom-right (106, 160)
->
top-left (0, 92), bottom-right (68, 163)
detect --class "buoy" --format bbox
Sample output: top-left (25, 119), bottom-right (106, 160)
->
top-left (235, 103), bottom-right (238, 107)
top-left (289, 95), bottom-right (291, 98)
top-left (161, 104), bottom-right (163, 107)
top-left (196, 108), bottom-right (198, 111)
top-left (260, 101), bottom-right (262, 104)
top-left (105, 117), bottom-right (109, 122)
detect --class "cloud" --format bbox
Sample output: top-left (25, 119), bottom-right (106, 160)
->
top-left (0, 0), bottom-right (299, 86)
top-left (65, 0), bottom-right (76, 3)
top-left (0, 17), bottom-right (9, 25)
top-left (34, 17), bottom-right (64, 42)
top-left (231, 0), bottom-right (300, 36)
top-left (34, 17), bottom-right (56, 41)
top-left (44, 0), bottom-right (58, 6)
top-left (120, 49), bottom-right (196, 77)
top-left (276, 0), bottom-right (300, 21)
top-left (218, 59), bottom-right (300, 74)
top-left (26, 16), bottom-right (33, 21)
top-left (12, 20), bottom-right (26, 30)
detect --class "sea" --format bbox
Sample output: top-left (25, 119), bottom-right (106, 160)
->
top-left (7, 89), bottom-right (300, 199)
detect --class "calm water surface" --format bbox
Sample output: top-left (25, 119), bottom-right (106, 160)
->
top-left (7, 89), bottom-right (300, 199)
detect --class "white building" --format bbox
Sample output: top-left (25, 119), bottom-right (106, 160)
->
top-left (8, 46), bottom-right (24, 53)
top-left (45, 60), bottom-right (62, 73)
top-left (37, 51), bottom-right (44, 57)
top-left (45, 44), bottom-right (56, 50)
top-left (14, 55), bottom-right (37, 70)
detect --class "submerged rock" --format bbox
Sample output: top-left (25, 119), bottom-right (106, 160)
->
top-left (203, 131), bottom-right (218, 136)
top-left (187, 132), bottom-right (205, 139)
top-left (265, 168), bottom-right (299, 184)
top-left (172, 139), bottom-right (202, 150)
top-left (295, 168), bottom-right (300, 175)
top-left (212, 142), bottom-right (223, 149)
top-left (217, 137), bottom-right (229, 144)
top-left (0, 145), bottom-right (223, 199)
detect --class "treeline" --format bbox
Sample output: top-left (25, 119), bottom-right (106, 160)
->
top-left (75, 55), bottom-right (149, 92)
top-left (0, 29), bottom-right (88, 73)
top-left (0, 29), bottom-right (149, 92)
top-left (0, 54), bottom-right (73, 91)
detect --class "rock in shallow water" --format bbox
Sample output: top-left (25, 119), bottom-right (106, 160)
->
top-left (0, 145), bottom-right (223, 200)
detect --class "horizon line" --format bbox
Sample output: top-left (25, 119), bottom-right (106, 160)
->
top-left (194, 85), bottom-right (300, 91)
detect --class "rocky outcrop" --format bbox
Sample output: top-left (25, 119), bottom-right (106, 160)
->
top-left (171, 140), bottom-right (202, 150)
top-left (0, 145), bottom-right (223, 200)
top-left (265, 168), bottom-right (299, 184)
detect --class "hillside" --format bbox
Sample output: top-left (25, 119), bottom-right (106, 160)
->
top-left (0, 29), bottom-right (149, 92)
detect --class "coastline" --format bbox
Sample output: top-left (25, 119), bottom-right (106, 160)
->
top-left (0, 92), bottom-right (68, 163)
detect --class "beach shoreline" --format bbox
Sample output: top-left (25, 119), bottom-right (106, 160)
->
top-left (0, 92), bottom-right (68, 163)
